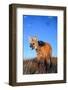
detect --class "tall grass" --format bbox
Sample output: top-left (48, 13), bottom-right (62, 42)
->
top-left (23, 57), bottom-right (57, 74)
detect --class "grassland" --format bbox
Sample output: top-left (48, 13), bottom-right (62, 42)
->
top-left (23, 57), bottom-right (57, 74)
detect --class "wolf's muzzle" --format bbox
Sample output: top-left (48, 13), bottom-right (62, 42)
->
top-left (30, 44), bottom-right (34, 50)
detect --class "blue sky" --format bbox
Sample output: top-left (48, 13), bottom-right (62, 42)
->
top-left (23, 15), bottom-right (57, 59)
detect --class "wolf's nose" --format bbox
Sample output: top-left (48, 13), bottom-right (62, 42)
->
top-left (30, 44), bottom-right (32, 47)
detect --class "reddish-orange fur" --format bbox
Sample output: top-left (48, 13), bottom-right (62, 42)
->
top-left (36, 42), bottom-right (52, 64)
top-left (29, 37), bottom-right (52, 65)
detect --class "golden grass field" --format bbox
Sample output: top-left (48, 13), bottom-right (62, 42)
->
top-left (23, 57), bottom-right (57, 74)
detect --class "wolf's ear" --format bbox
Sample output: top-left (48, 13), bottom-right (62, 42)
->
top-left (29, 37), bottom-right (32, 43)
top-left (34, 36), bottom-right (38, 41)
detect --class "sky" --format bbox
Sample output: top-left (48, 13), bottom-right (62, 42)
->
top-left (23, 15), bottom-right (57, 59)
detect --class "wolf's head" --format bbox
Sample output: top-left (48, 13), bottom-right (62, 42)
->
top-left (29, 36), bottom-right (38, 50)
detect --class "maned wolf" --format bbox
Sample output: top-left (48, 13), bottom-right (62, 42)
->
top-left (29, 36), bottom-right (52, 70)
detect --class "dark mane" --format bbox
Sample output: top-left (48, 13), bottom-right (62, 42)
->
top-left (38, 40), bottom-right (45, 46)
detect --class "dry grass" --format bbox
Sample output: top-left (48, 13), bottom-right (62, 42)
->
top-left (23, 57), bottom-right (57, 74)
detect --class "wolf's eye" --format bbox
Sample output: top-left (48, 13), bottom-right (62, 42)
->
top-left (33, 43), bottom-right (34, 45)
